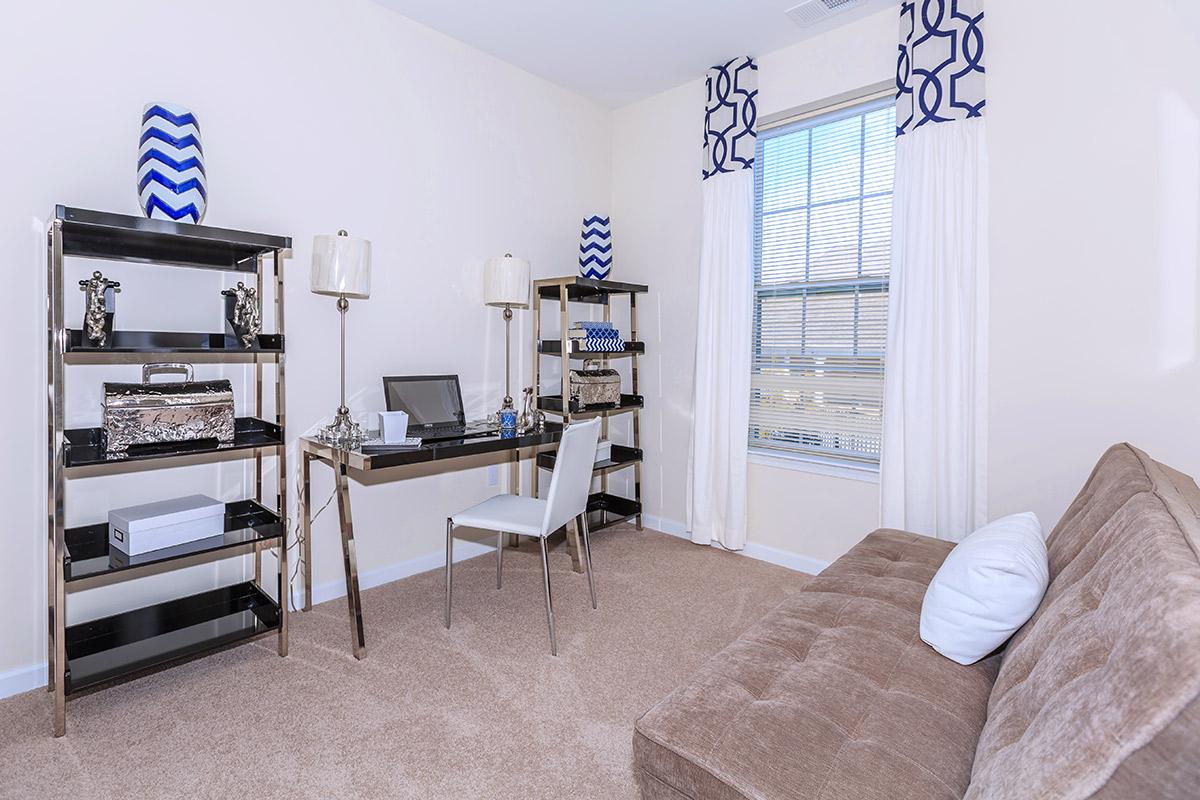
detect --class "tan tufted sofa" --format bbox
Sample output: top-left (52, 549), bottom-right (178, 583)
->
top-left (633, 444), bottom-right (1200, 799)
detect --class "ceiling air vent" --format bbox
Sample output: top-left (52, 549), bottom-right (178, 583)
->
top-left (786, 0), bottom-right (863, 28)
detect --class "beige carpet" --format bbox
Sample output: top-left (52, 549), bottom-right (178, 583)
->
top-left (0, 526), bottom-right (808, 800)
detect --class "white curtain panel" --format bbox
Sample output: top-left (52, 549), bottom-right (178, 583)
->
top-left (688, 169), bottom-right (754, 548)
top-left (687, 57), bottom-right (757, 550)
top-left (880, 1), bottom-right (988, 540)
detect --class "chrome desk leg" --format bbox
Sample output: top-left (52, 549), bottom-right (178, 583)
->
top-left (444, 518), bottom-right (454, 629)
top-left (496, 531), bottom-right (504, 589)
top-left (539, 536), bottom-right (557, 656)
top-left (507, 449), bottom-right (520, 549)
top-left (580, 513), bottom-right (597, 610)
top-left (334, 459), bottom-right (366, 659)
top-left (301, 450), bottom-right (313, 612)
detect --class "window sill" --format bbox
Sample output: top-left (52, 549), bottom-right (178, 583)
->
top-left (748, 450), bottom-right (880, 483)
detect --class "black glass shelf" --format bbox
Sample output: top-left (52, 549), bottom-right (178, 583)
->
top-left (66, 329), bottom-right (284, 355)
top-left (538, 340), bottom-right (644, 358)
top-left (586, 492), bottom-right (642, 532)
top-left (538, 444), bottom-right (642, 474)
top-left (64, 581), bottom-right (279, 695)
top-left (536, 277), bottom-right (648, 304)
top-left (64, 417), bottom-right (283, 468)
top-left (537, 394), bottom-right (643, 417)
top-left (64, 500), bottom-right (282, 582)
top-left (55, 206), bottom-right (290, 273)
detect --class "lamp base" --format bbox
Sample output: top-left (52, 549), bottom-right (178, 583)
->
top-left (316, 406), bottom-right (366, 449)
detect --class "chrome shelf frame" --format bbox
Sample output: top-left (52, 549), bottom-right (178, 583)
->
top-left (531, 276), bottom-right (646, 573)
top-left (46, 207), bottom-right (291, 737)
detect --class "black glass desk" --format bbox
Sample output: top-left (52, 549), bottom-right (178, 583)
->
top-left (298, 424), bottom-right (563, 659)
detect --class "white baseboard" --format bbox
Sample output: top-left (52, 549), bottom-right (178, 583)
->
top-left (642, 514), bottom-right (688, 538)
top-left (303, 539), bottom-right (494, 608)
top-left (740, 542), bottom-right (830, 575)
top-left (642, 514), bottom-right (830, 575)
top-left (0, 662), bottom-right (47, 699)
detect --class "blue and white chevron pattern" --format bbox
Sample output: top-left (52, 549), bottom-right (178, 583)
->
top-left (138, 102), bottom-right (206, 223)
top-left (896, 0), bottom-right (985, 136)
top-left (579, 215), bottom-right (612, 280)
top-left (703, 57), bottom-right (757, 180)
top-left (581, 337), bottom-right (624, 352)
top-left (572, 321), bottom-right (625, 352)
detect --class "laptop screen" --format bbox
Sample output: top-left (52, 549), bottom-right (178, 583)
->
top-left (383, 376), bottom-right (465, 427)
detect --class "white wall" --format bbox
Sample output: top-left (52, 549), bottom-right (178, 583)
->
top-left (613, 1), bottom-right (1200, 564)
top-left (0, 0), bottom-right (610, 691)
top-left (986, 0), bottom-right (1200, 522)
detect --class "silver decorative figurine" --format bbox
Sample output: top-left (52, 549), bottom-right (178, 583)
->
top-left (221, 281), bottom-right (262, 349)
top-left (78, 270), bottom-right (120, 347)
top-left (517, 386), bottom-right (546, 433)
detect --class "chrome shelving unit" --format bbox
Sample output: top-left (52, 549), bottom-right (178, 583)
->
top-left (531, 276), bottom-right (647, 572)
top-left (46, 206), bottom-right (290, 736)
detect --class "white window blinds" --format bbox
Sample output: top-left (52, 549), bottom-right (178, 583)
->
top-left (750, 95), bottom-right (896, 467)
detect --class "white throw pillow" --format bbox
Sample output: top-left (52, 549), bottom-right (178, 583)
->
top-left (920, 512), bottom-right (1049, 665)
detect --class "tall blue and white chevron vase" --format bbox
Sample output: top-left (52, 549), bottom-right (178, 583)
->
top-left (578, 215), bottom-right (612, 280)
top-left (138, 102), bottom-right (206, 224)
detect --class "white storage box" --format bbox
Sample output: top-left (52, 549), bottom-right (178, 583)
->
top-left (108, 494), bottom-right (225, 555)
top-left (595, 439), bottom-right (613, 465)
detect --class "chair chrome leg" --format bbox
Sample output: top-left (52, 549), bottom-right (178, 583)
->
top-left (444, 518), bottom-right (453, 629)
top-left (496, 531), bottom-right (504, 589)
top-left (580, 513), bottom-right (597, 610)
top-left (538, 536), bottom-right (557, 656)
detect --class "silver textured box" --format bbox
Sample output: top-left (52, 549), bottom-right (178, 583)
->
top-left (103, 363), bottom-right (235, 453)
top-left (108, 494), bottom-right (224, 555)
top-left (568, 362), bottom-right (621, 411)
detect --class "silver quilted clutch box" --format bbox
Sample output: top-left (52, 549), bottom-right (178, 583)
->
top-left (568, 360), bottom-right (621, 411)
top-left (103, 363), bottom-right (235, 453)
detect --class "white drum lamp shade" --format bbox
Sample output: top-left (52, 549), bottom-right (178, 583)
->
top-left (311, 231), bottom-right (372, 298)
top-left (483, 254), bottom-right (530, 308)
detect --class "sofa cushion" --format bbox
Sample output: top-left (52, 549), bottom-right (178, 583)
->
top-left (634, 530), bottom-right (1000, 800)
top-left (968, 444), bottom-right (1200, 800)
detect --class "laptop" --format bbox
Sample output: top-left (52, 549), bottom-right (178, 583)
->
top-left (382, 375), bottom-right (496, 443)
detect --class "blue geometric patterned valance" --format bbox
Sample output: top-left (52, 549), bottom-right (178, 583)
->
top-left (896, 0), bottom-right (986, 136)
top-left (703, 57), bottom-right (758, 180)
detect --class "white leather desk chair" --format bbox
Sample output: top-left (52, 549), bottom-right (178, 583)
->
top-left (444, 417), bottom-right (602, 655)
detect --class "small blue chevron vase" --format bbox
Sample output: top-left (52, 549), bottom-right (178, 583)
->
top-left (138, 102), bottom-right (206, 224)
top-left (578, 215), bottom-right (612, 280)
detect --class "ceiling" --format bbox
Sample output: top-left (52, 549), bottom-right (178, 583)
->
top-left (372, 0), bottom-right (895, 108)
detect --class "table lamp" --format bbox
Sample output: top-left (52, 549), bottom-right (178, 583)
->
top-left (311, 229), bottom-right (372, 447)
top-left (483, 253), bottom-right (530, 424)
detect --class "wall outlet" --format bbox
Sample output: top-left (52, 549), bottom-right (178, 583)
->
top-left (487, 465), bottom-right (499, 486)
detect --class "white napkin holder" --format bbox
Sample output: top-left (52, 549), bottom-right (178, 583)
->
top-left (379, 410), bottom-right (411, 444)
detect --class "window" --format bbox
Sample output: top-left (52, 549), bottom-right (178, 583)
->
top-left (750, 94), bottom-right (896, 469)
